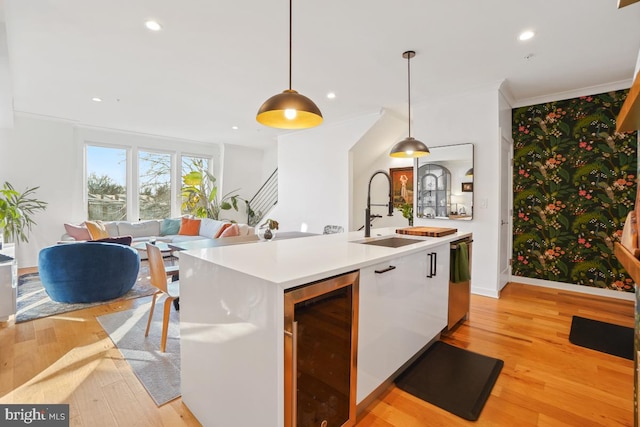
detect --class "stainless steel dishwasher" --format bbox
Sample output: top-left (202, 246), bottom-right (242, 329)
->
top-left (448, 237), bottom-right (472, 330)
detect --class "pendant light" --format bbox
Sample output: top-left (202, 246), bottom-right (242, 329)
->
top-left (465, 168), bottom-right (473, 176)
top-left (256, 0), bottom-right (323, 129)
top-left (389, 51), bottom-right (430, 158)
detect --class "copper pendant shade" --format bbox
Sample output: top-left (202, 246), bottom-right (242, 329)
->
top-left (256, 0), bottom-right (323, 129)
top-left (389, 51), bottom-right (430, 158)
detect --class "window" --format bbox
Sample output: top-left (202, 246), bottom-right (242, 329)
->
top-left (181, 155), bottom-right (210, 215)
top-left (139, 151), bottom-right (172, 220)
top-left (87, 146), bottom-right (127, 221)
top-left (86, 143), bottom-right (214, 221)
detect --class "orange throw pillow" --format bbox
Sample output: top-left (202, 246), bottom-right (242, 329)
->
top-left (214, 223), bottom-right (233, 238)
top-left (179, 217), bottom-right (201, 236)
top-left (220, 224), bottom-right (240, 238)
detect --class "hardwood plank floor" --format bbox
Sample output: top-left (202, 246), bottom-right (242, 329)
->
top-left (0, 280), bottom-right (634, 426)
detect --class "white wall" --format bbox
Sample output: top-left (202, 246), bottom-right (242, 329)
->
top-left (220, 143), bottom-right (265, 223)
top-left (350, 111), bottom-right (412, 231)
top-left (412, 85), bottom-right (502, 297)
top-left (0, 23), bottom-right (13, 128)
top-left (261, 143), bottom-right (278, 182)
top-left (0, 116), bottom-right (78, 268)
top-left (0, 114), bottom-right (263, 267)
top-left (271, 113), bottom-right (381, 234)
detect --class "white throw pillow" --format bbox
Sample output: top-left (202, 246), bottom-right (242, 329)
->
top-left (118, 220), bottom-right (161, 238)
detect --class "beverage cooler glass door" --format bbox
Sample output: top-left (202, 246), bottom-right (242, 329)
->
top-left (284, 270), bottom-right (360, 427)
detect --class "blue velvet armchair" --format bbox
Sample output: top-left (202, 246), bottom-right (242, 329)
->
top-left (38, 242), bottom-right (140, 303)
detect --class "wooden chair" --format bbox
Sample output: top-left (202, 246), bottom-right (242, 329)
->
top-left (144, 242), bottom-right (180, 352)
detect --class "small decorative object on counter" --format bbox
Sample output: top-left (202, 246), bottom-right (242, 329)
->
top-left (257, 218), bottom-right (279, 241)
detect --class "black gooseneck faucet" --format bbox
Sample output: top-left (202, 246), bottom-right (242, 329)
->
top-left (365, 170), bottom-right (394, 238)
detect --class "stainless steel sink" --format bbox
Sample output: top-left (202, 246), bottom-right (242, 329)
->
top-left (357, 237), bottom-right (425, 248)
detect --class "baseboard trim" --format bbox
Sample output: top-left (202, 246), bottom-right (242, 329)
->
top-left (511, 276), bottom-right (635, 301)
top-left (470, 286), bottom-right (500, 299)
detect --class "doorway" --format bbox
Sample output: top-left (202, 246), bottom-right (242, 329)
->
top-left (498, 133), bottom-right (513, 292)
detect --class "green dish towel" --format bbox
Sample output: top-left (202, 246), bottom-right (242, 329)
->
top-left (451, 241), bottom-right (471, 283)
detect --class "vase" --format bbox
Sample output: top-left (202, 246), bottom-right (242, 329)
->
top-left (256, 226), bottom-right (277, 241)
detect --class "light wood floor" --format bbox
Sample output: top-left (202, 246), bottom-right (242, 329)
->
top-left (0, 278), bottom-right (634, 427)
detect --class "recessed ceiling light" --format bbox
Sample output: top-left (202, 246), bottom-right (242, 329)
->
top-left (519, 30), bottom-right (535, 41)
top-left (145, 20), bottom-right (162, 31)
top-left (232, 126), bottom-right (239, 130)
top-left (327, 92), bottom-right (336, 99)
top-left (92, 97), bottom-right (102, 102)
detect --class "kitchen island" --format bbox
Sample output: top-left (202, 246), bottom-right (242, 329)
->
top-left (179, 227), bottom-right (471, 426)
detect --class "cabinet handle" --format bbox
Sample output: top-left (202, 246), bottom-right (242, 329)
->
top-left (432, 252), bottom-right (437, 276)
top-left (375, 265), bottom-right (396, 274)
top-left (426, 252), bottom-right (437, 278)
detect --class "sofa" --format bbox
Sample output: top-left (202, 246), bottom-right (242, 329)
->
top-left (61, 217), bottom-right (254, 257)
top-left (39, 242), bottom-right (140, 303)
top-left (62, 217), bottom-right (254, 243)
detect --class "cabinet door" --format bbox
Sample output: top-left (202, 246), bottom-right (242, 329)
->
top-left (424, 244), bottom-right (449, 337)
top-left (357, 247), bottom-right (449, 403)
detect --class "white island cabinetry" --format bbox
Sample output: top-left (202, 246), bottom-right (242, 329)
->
top-left (357, 244), bottom-right (449, 403)
top-left (179, 228), bottom-right (467, 427)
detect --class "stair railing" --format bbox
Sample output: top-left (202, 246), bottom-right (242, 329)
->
top-left (246, 169), bottom-right (278, 227)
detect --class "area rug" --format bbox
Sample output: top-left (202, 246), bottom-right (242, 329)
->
top-left (569, 316), bottom-right (634, 360)
top-left (395, 341), bottom-right (503, 421)
top-left (97, 301), bottom-right (180, 406)
top-left (16, 261), bottom-right (158, 323)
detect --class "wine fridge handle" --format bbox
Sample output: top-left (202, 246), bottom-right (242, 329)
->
top-left (291, 321), bottom-right (298, 426)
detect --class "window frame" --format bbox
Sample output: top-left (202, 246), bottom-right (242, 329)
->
top-left (84, 141), bottom-right (214, 221)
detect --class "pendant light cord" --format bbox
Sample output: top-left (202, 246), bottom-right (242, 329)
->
top-left (407, 53), bottom-right (412, 138)
top-left (288, 0), bottom-right (292, 90)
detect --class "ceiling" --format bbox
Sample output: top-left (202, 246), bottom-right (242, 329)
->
top-left (3, 0), bottom-right (640, 149)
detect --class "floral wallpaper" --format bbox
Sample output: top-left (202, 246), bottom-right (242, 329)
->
top-left (512, 89), bottom-right (637, 292)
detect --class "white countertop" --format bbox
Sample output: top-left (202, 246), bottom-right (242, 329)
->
top-left (180, 227), bottom-right (471, 289)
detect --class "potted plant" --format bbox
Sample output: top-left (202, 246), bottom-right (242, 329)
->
top-left (0, 182), bottom-right (48, 247)
top-left (401, 203), bottom-right (414, 226)
top-left (181, 170), bottom-right (243, 220)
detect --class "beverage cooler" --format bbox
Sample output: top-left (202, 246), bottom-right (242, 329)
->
top-left (283, 271), bottom-right (359, 427)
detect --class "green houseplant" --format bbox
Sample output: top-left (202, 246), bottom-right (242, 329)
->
top-left (0, 182), bottom-right (48, 244)
top-left (401, 203), bottom-right (414, 226)
top-left (181, 170), bottom-right (242, 220)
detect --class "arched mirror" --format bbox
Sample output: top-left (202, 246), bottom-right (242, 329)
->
top-left (416, 143), bottom-right (473, 220)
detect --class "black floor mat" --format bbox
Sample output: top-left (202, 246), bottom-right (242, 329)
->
top-left (395, 341), bottom-right (503, 421)
top-left (569, 316), bottom-right (633, 360)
